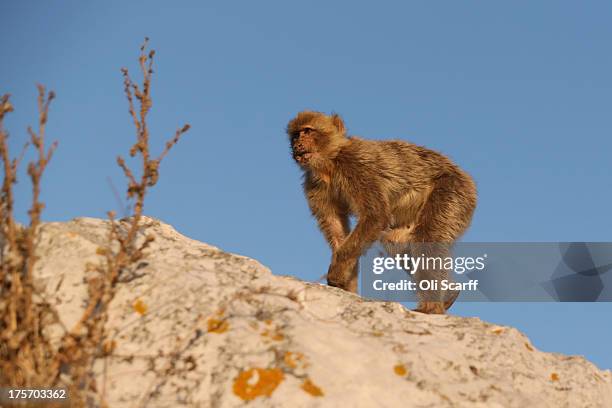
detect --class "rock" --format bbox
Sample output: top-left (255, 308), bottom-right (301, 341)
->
top-left (34, 217), bottom-right (612, 407)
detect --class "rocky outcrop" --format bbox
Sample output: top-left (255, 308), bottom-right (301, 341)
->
top-left (34, 217), bottom-right (612, 407)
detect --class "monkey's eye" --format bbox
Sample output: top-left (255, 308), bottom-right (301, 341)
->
top-left (301, 127), bottom-right (313, 134)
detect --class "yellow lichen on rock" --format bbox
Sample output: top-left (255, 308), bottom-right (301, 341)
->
top-left (284, 351), bottom-right (306, 369)
top-left (394, 364), bottom-right (407, 376)
top-left (301, 377), bottom-right (324, 397)
top-left (261, 327), bottom-right (284, 341)
top-left (233, 368), bottom-right (284, 401)
top-left (207, 308), bottom-right (230, 333)
top-left (132, 298), bottom-right (148, 315)
top-left (207, 317), bottom-right (229, 333)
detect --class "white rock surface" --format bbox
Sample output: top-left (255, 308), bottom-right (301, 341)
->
top-left (33, 217), bottom-right (612, 407)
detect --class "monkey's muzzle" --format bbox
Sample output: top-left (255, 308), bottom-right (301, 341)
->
top-left (292, 149), bottom-right (312, 164)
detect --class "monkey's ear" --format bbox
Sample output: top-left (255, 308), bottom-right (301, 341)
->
top-left (331, 113), bottom-right (346, 135)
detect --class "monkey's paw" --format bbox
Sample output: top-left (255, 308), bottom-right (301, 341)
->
top-left (327, 258), bottom-right (357, 292)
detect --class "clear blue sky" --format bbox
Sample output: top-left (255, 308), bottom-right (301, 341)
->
top-left (2, 2), bottom-right (611, 369)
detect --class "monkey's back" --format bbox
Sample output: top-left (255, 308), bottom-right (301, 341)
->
top-left (337, 137), bottom-right (470, 191)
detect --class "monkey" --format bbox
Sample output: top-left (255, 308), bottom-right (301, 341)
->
top-left (286, 111), bottom-right (477, 314)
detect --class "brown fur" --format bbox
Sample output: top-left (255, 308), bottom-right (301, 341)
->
top-left (286, 111), bottom-right (477, 314)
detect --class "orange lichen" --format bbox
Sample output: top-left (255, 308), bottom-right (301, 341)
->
top-left (233, 368), bottom-right (284, 401)
top-left (301, 377), bottom-right (324, 397)
top-left (551, 372), bottom-right (560, 382)
top-left (394, 364), bottom-right (407, 376)
top-left (102, 340), bottom-right (117, 354)
top-left (206, 307), bottom-right (230, 333)
top-left (207, 317), bottom-right (229, 333)
top-left (492, 327), bottom-right (504, 335)
top-left (132, 299), bottom-right (148, 315)
top-left (261, 329), bottom-right (284, 341)
top-left (524, 342), bottom-right (534, 351)
top-left (284, 351), bottom-right (306, 369)
top-left (264, 319), bottom-right (273, 325)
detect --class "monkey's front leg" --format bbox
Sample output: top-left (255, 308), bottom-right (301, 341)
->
top-left (327, 256), bottom-right (358, 293)
top-left (328, 216), bottom-right (388, 293)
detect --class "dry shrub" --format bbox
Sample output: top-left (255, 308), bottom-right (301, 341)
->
top-left (0, 87), bottom-right (59, 388)
top-left (0, 38), bottom-right (189, 407)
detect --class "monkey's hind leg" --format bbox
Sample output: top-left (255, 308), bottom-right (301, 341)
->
top-left (409, 174), bottom-right (474, 314)
top-left (380, 235), bottom-right (446, 313)
top-left (408, 242), bottom-right (456, 314)
top-left (381, 228), bottom-right (457, 314)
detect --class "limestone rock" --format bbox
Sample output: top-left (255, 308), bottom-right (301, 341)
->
top-left (33, 217), bottom-right (612, 407)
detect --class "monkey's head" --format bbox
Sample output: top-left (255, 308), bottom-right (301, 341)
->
top-left (286, 111), bottom-right (347, 169)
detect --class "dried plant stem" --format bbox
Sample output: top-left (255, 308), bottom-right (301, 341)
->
top-left (0, 86), bottom-right (58, 387)
top-left (0, 38), bottom-right (189, 407)
top-left (56, 38), bottom-right (190, 405)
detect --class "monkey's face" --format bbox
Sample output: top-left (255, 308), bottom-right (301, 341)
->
top-left (286, 111), bottom-right (347, 169)
top-left (290, 126), bottom-right (320, 166)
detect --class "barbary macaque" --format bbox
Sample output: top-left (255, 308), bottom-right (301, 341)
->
top-left (286, 111), bottom-right (477, 314)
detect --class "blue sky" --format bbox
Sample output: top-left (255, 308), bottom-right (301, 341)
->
top-left (1, 2), bottom-right (611, 368)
